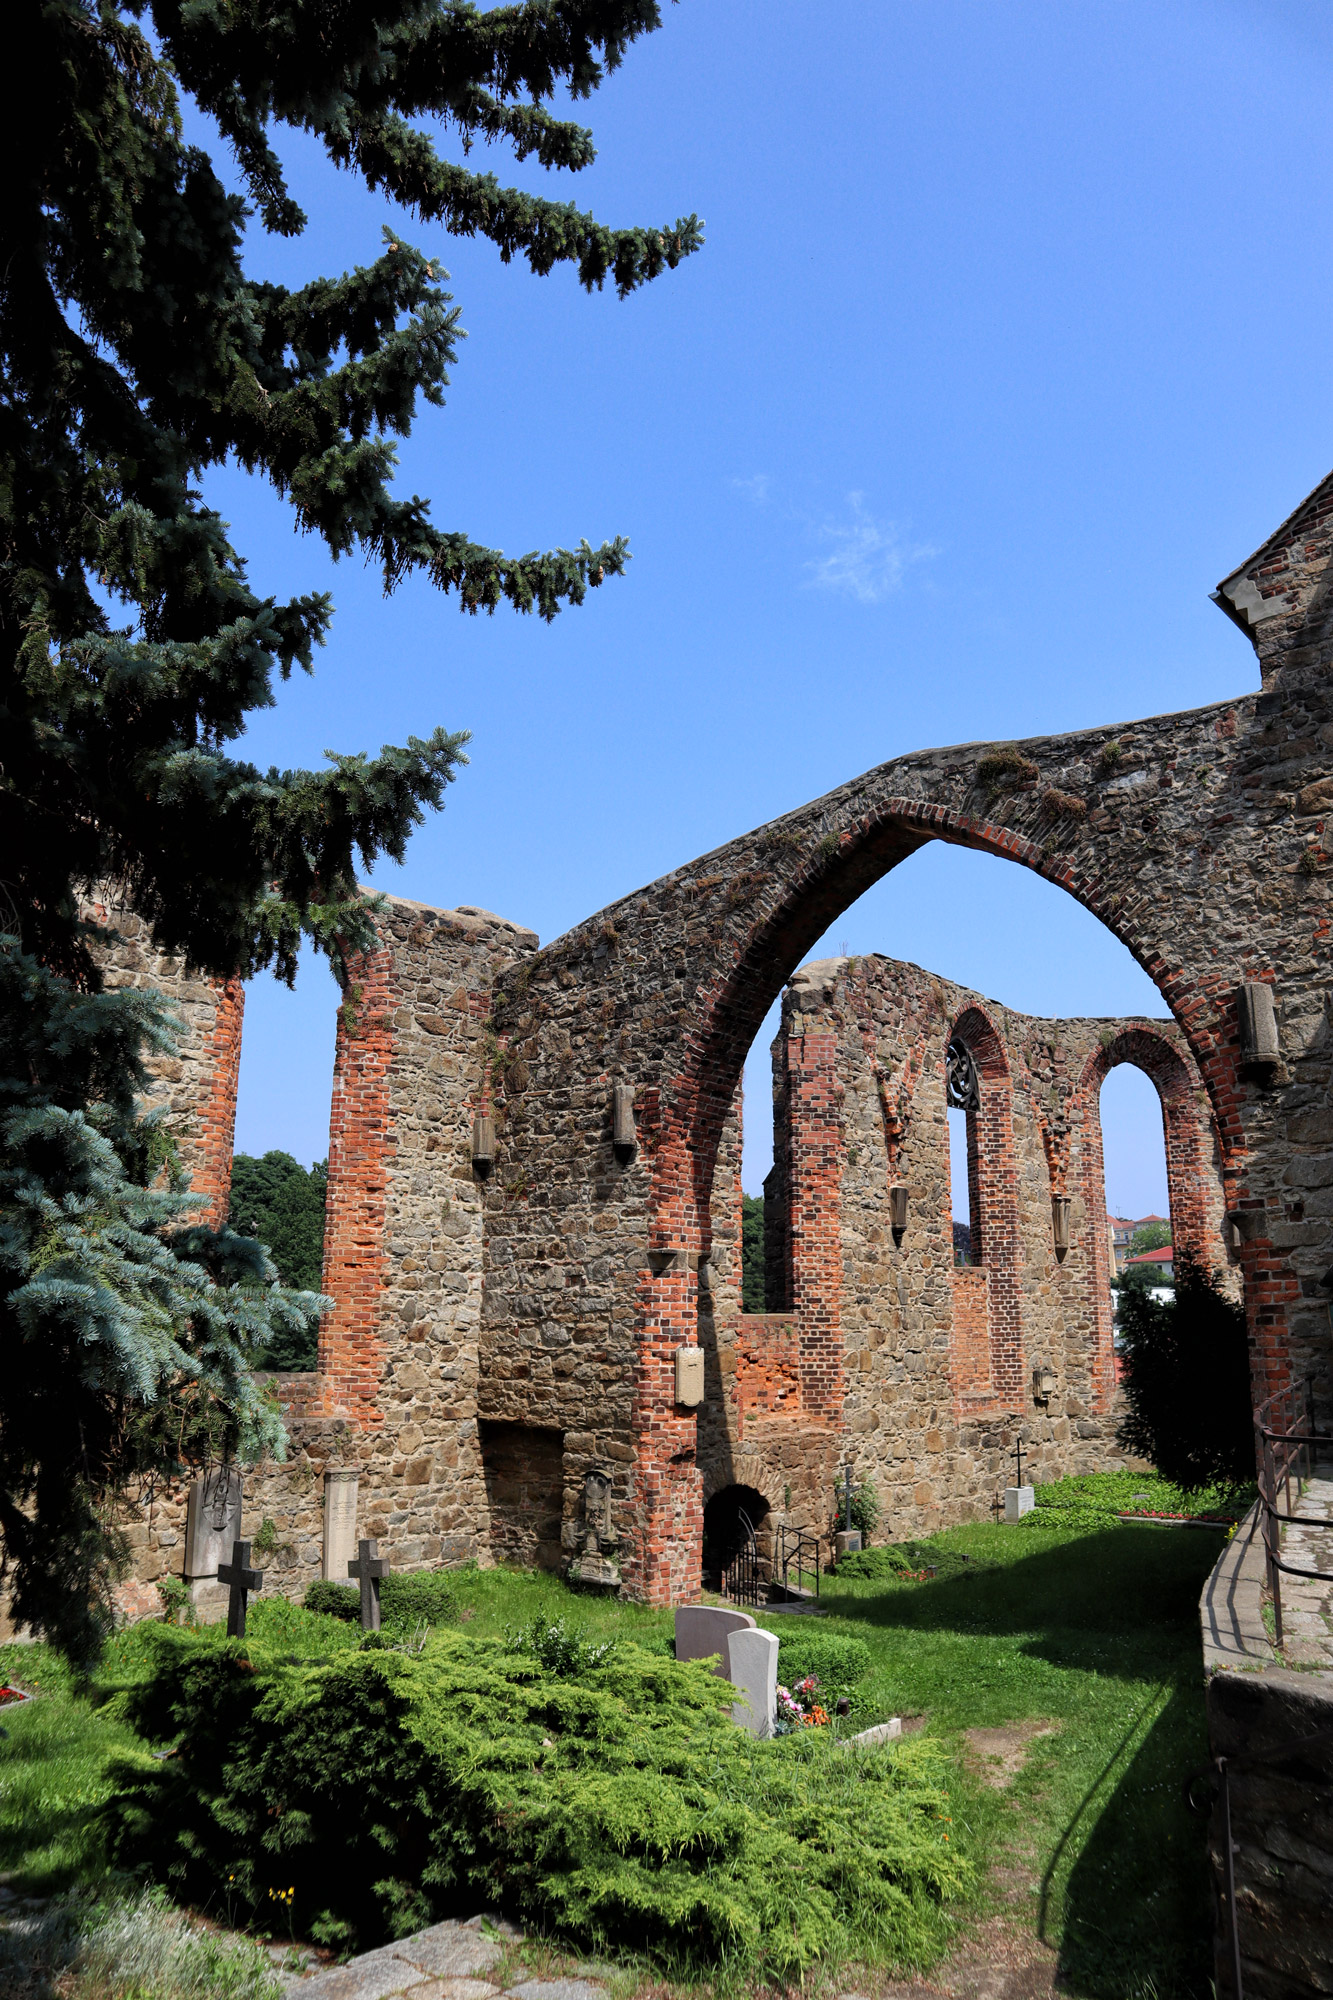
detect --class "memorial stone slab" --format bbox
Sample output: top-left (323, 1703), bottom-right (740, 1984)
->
top-left (726, 1626), bottom-right (779, 1738)
top-left (183, 1467), bottom-right (242, 1580)
top-left (324, 1468), bottom-right (360, 1582)
top-left (1004, 1485), bottom-right (1035, 1523)
top-left (674, 1603), bottom-right (755, 1675)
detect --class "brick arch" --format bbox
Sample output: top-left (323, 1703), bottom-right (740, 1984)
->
top-left (628, 791), bottom-right (1234, 1606)
top-left (1078, 1026), bottom-right (1221, 1271)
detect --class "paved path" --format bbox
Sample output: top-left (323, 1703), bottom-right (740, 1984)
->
top-left (1277, 1470), bottom-right (1333, 1667)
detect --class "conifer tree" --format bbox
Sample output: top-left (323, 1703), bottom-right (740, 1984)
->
top-left (2, 0), bottom-right (698, 1661)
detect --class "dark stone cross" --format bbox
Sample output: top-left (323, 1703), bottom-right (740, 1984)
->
top-left (1013, 1436), bottom-right (1027, 1489)
top-left (348, 1537), bottom-right (390, 1631)
top-left (216, 1538), bottom-right (264, 1638)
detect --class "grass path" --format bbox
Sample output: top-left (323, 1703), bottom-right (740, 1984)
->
top-left (0, 1511), bottom-right (1222, 1999)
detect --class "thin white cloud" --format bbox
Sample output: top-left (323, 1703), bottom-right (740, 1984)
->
top-left (731, 473), bottom-right (771, 504)
top-left (806, 494), bottom-right (937, 604)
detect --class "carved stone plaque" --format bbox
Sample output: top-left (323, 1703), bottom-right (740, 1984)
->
top-left (183, 1467), bottom-right (243, 1581)
top-left (323, 1468), bottom-right (360, 1583)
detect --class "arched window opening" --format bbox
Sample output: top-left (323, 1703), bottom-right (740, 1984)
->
top-left (1099, 1062), bottom-right (1173, 1303)
top-left (946, 1034), bottom-right (982, 1265)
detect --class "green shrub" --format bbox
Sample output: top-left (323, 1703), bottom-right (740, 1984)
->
top-left (1023, 1469), bottom-right (1251, 1531)
top-left (835, 1546), bottom-right (912, 1581)
top-left (1116, 1259), bottom-right (1254, 1491)
top-left (776, 1634), bottom-right (872, 1696)
top-left (105, 1623), bottom-right (964, 1979)
top-left (303, 1570), bottom-right (459, 1629)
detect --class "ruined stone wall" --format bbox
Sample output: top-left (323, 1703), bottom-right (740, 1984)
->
top-left (108, 895), bottom-right (542, 1611)
top-left (78, 467), bottom-right (1333, 1613)
top-left (692, 954), bottom-right (1229, 1544)
top-left (89, 892), bottom-right (243, 1228)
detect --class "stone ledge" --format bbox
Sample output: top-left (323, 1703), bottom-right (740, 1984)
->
top-left (1200, 1499), bottom-right (1276, 1674)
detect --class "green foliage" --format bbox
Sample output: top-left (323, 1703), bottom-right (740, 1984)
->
top-left (4, 0), bottom-right (694, 1665)
top-left (1023, 1470), bottom-right (1251, 1531)
top-left (832, 1479), bottom-right (882, 1541)
top-left (835, 1545), bottom-right (913, 1582)
top-left (741, 1192), bottom-right (765, 1312)
top-left (229, 1153), bottom-right (328, 1366)
top-left (1116, 1258), bottom-right (1255, 1491)
top-left (303, 1571), bottom-right (459, 1630)
top-left (1128, 1221), bottom-right (1171, 1255)
top-left (0, 946), bottom-right (324, 1668)
top-left (229, 1154), bottom-right (327, 1295)
top-left (775, 1633), bottom-right (872, 1699)
top-left (105, 1624), bottom-right (964, 1978)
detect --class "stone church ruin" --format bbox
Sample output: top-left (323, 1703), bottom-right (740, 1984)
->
top-left (101, 467), bottom-right (1333, 1613)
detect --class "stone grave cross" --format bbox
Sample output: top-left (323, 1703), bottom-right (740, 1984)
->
top-left (216, 1539), bottom-right (264, 1638)
top-left (348, 1537), bottom-right (390, 1631)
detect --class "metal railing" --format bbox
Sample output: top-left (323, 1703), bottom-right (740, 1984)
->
top-left (1254, 1376), bottom-right (1333, 1649)
top-left (722, 1507), bottom-right (761, 1608)
top-left (776, 1524), bottom-right (821, 1601)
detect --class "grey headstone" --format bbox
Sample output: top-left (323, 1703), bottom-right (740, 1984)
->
top-left (727, 1626), bottom-right (779, 1738)
top-left (674, 1603), bottom-right (755, 1675)
top-left (1004, 1485), bottom-right (1035, 1523)
top-left (183, 1467), bottom-right (242, 1581)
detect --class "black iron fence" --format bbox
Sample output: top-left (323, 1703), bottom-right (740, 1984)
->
top-left (722, 1507), bottom-right (761, 1608)
top-left (1255, 1376), bottom-right (1333, 1650)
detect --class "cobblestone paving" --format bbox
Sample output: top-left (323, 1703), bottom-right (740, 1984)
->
top-left (1276, 1470), bottom-right (1333, 1667)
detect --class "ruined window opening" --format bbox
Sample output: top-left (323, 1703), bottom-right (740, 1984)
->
top-left (946, 1035), bottom-right (984, 1266)
top-left (1098, 1063), bottom-right (1172, 1294)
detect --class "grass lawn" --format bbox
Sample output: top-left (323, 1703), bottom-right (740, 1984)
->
top-left (0, 1497), bottom-right (1223, 2000)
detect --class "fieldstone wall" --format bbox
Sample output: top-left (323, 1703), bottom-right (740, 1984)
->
top-left (692, 953), bottom-right (1229, 1544)
top-left (73, 465), bottom-right (1333, 1615)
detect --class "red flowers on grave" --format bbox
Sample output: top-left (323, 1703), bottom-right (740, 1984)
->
top-left (775, 1675), bottom-right (831, 1732)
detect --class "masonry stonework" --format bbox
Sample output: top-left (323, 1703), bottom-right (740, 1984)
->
top-left (93, 465), bottom-right (1333, 1618)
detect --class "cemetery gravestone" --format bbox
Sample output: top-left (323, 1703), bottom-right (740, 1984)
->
top-left (348, 1537), bottom-right (389, 1631)
top-left (323, 1467), bottom-right (359, 1582)
top-left (216, 1538), bottom-right (264, 1638)
top-left (727, 1627), bottom-right (780, 1738)
top-left (1004, 1486), bottom-right (1035, 1523)
top-left (183, 1467), bottom-right (242, 1581)
top-left (674, 1604), bottom-right (755, 1675)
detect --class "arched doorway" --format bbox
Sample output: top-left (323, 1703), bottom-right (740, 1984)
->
top-left (701, 1484), bottom-right (770, 1591)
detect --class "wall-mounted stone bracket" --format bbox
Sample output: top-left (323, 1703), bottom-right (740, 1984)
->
top-left (1051, 1194), bottom-right (1072, 1261)
top-left (471, 1112), bottom-right (495, 1176)
top-left (612, 1082), bottom-right (637, 1162)
top-left (674, 1345), bottom-right (705, 1407)
top-left (1238, 981), bottom-right (1280, 1074)
top-left (889, 1183), bottom-right (909, 1245)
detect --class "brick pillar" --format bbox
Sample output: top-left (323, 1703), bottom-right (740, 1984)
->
top-left (191, 979), bottom-right (244, 1228)
top-left (626, 1109), bottom-right (705, 1606)
top-left (319, 943), bottom-right (397, 1428)
top-left (1073, 1081), bottom-right (1118, 1413)
top-left (972, 1072), bottom-right (1026, 1403)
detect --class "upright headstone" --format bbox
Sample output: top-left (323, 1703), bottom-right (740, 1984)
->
top-left (323, 1468), bottom-right (359, 1583)
top-left (184, 1467), bottom-right (243, 1581)
top-left (1004, 1486), bottom-right (1035, 1523)
top-left (674, 1604), bottom-right (756, 1675)
top-left (727, 1627), bottom-right (780, 1738)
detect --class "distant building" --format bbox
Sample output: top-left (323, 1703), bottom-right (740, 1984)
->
top-left (1107, 1211), bottom-right (1170, 1273)
top-left (1125, 1245), bottom-right (1173, 1282)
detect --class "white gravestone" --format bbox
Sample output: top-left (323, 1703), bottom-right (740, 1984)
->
top-left (1004, 1485), bottom-right (1035, 1523)
top-left (323, 1468), bottom-right (360, 1583)
top-left (726, 1627), bottom-right (780, 1738)
top-left (183, 1468), bottom-right (242, 1581)
top-left (674, 1604), bottom-right (755, 1674)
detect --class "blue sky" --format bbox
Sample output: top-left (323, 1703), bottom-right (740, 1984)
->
top-left (210, 0), bottom-right (1333, 1218)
